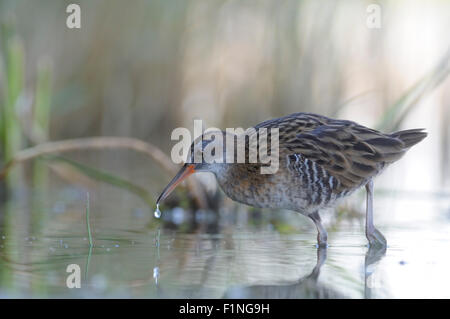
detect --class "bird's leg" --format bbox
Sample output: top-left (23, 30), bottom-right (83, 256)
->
top-left (309, 211), bottom-right (328, 248)
top-left (309, 246), bottom-right (327, 279)
top-left (365, 180), bottom-right (387, 247)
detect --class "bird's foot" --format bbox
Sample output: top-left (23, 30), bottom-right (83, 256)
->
top-left (366, 228), bottom-right (387, 248)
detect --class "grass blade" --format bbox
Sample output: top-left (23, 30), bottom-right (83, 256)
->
top-left (377, 49), bottom-right (450, 132)
top-left (45, 155), bottom-right (155, 208)
top-left (85, 192), bottom-right (93, 247)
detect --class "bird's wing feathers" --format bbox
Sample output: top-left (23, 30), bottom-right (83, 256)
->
top-left (280, 118), bottom-right (407, 191)
top-left (254, 112), bottom-right (330, 140)
top-left (252, 113), bottom-right (411, 191)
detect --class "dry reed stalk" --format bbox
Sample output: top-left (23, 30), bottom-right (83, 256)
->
top-left (0, 137), bottom-right (208, 208)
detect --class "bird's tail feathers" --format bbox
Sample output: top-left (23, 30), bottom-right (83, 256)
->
top-left (390, 128), bottom-right (427, 149)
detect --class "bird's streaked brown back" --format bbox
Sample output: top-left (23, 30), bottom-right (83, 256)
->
top-left (254, 112), bottom-right (427, 193)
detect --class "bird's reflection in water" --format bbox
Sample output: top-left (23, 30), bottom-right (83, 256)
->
top-left (364, 244), bottom-right (387, 299)
top-left (223, 245), bottom-right (387, 299)
top-left (223, 247), bottom-right (341, 298)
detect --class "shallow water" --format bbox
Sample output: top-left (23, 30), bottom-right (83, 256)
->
top-left (1, 181), bottom-right (450, 299)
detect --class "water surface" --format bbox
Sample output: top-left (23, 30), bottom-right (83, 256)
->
top-left (1, 182), bottom-right (449, 298)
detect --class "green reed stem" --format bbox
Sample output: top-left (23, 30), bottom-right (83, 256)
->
top-left (86, 192), bottom-right (93, 247)
top-left (85, 245), bottom-right (93, 282)
top-left (1, 36), bottom-right (24, 163)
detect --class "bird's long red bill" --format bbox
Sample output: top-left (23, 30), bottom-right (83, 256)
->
top-left (156, 164), bottom-right (196, 204)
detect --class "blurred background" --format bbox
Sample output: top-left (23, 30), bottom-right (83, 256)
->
top-left (0, 0), bottom-right (449, 298)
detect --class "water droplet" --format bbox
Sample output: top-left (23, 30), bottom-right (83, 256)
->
top-left (154, 204), bottom-right (162, 219)
top-left (106, 248), bottom-right (111, 252)
top-left (115, 244), bottom-right (119, 248)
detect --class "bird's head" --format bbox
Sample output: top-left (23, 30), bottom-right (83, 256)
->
top-left (156, 130), bottom-right (233, 204)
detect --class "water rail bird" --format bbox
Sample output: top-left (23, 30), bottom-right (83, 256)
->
top-left (156, 113), bottom-right (427, 247)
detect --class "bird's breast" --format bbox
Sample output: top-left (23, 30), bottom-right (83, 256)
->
top-left (214, 161), bottom-right (357, 214)
top-left (214, 165), bottom-right (312, 212)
